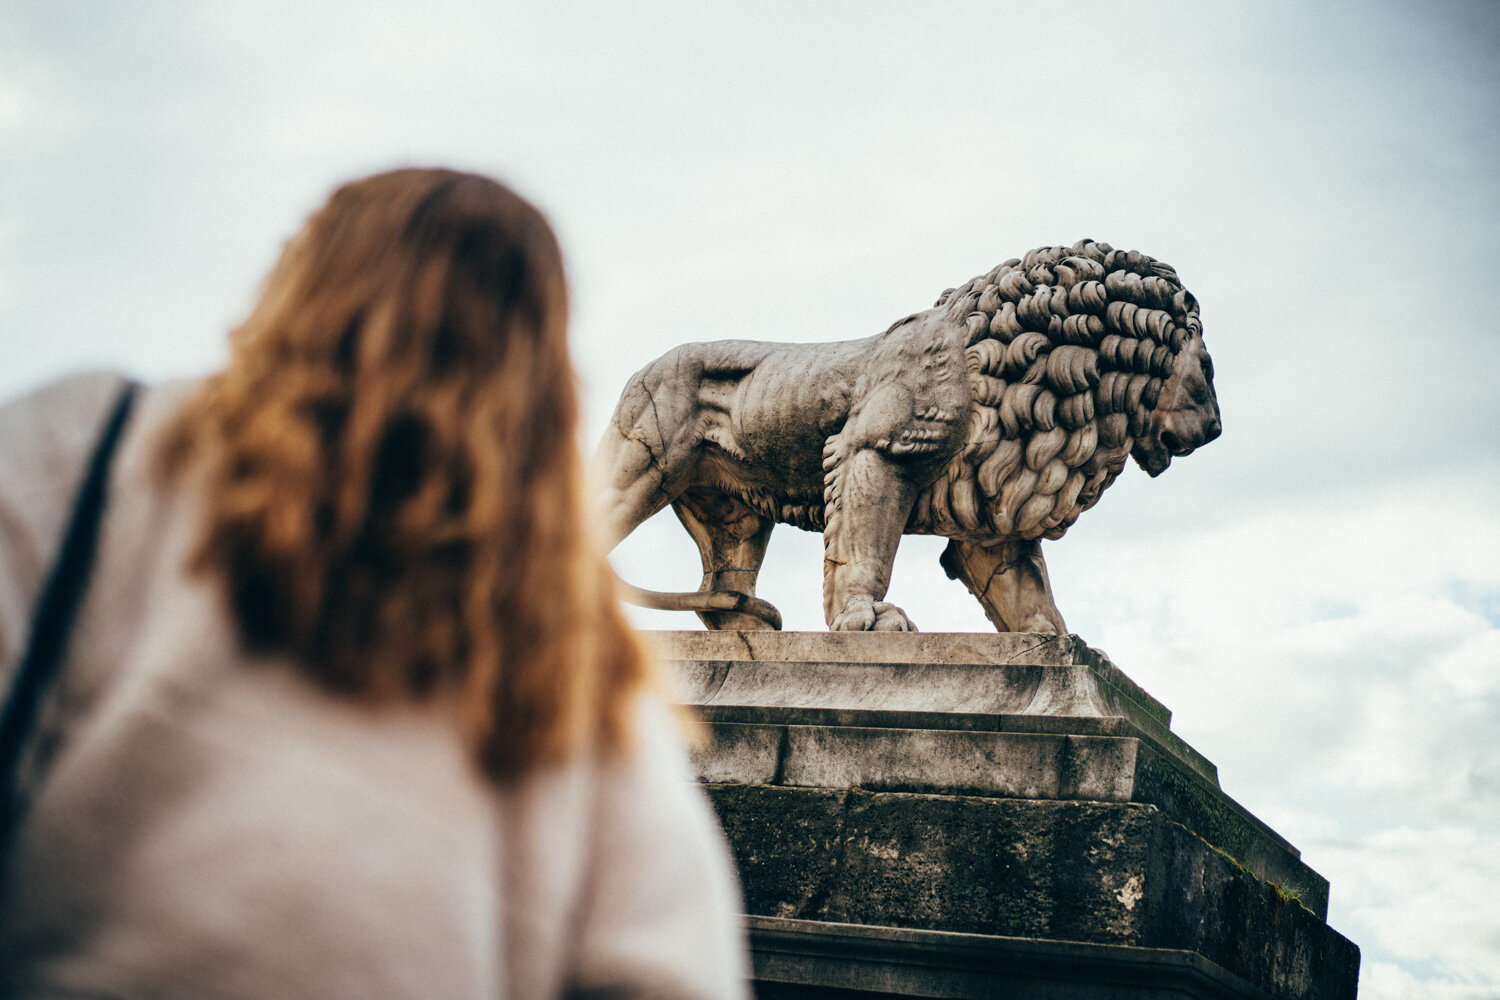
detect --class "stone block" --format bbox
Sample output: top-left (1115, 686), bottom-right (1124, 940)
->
top-left (659, 631), bottom-right (1209, 783)
top-left (749, 917), bottom-right (1285, 999)
top-left (647, 629), bottom-right (1097, 669)
top-left (660, 631), bottom-right (1356, 999)
top-left (709, 785), bottom-right (1358, 1000)
top-left (693, 721), bottom-right (1326, 917)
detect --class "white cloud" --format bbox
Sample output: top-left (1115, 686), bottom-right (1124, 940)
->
top-left (0, 77), bottom-right (27, 133)
top-left (1325, 825), bottom-right (1500, 993)
top-left (0, 33), bottom-right (78, 150)
top-left (1362, 961), bottom-right (1500, 1000)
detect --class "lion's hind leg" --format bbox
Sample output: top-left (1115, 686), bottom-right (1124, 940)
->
top-left (593, 361), bottom-right (710, 548)
top-left (672, 488), bottom-right (780, 630)
top-left (940, 538), bottom-right (1068, 635)
top-left (594, 424), bottom-right (678, 549)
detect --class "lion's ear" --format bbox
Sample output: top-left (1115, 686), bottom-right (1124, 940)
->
top-left (1173, 288), bottom-right (1199, 317)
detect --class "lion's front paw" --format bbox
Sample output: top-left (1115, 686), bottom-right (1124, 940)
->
top-left (1014, 606), bottom-right (1067, 635)
top-left (871, 602), bottom-right (917, 631)
top-left (1017, 616), bottom-right (1064, 635)
top-left (831, 596), bottom-right (918, 632)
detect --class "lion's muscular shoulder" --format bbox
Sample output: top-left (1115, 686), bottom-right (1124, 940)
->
top-left (836, 311), bottom-right (970, 465)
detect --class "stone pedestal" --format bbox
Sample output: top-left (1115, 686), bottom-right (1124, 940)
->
top-left (649, 631), bottom-right (1359, 1000)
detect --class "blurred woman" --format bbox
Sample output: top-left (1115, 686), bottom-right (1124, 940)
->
top-left (0, 168), bottom-right (748, 998)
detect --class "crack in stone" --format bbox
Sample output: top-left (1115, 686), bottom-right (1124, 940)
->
top-left (699, 661), bottom-right (732, 705)
top-left (1005, 633), bottom-right (1068, 665)
top-left (636, 381), bottom-right (676, 504)
top-left (733, 631), bottom-right (756, 660)
top-left (769, 725), bottom-right (791, 786)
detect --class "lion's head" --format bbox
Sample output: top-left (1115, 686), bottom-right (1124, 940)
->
top-left (912, 240), bottom-right (1221, 542)
top-left (1132, 324), bottom-right (1221, 477)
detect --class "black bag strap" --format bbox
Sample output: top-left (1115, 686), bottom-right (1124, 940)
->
top-left (0, 378), bottom-right (140, 833)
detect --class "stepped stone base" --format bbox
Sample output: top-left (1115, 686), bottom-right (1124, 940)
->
top-left (750, 917), bottom-right (1287, 999)
top-left (648, 631), bottom-right (1359, 1000)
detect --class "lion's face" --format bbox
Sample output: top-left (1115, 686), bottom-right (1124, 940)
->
top-left (1132, 332), bottom-right (1221, 477)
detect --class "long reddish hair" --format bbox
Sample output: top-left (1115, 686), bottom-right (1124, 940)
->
top-left (158, 168), bottom-right (653, 781)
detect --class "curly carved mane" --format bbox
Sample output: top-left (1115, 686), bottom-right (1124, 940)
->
top-left (911, 239), bottom-right (1201, 541)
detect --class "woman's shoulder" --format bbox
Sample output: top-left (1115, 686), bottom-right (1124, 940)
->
top-left (0, 371), bottom-right (195, 669)
top-left (0, 372), bottom-right (131, 679)
top-left (0, 369), bottom-right (192, 544)
top-left (0, 369), bottom-right (138, 552)
top-left (0, 369), bottom-right (133, 446)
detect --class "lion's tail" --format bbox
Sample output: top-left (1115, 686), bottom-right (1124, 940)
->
top-left (615, 577), bottom-right (783, 631)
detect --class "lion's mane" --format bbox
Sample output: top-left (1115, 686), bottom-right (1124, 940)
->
top-left (909, 239), bottom-right (1201, 542)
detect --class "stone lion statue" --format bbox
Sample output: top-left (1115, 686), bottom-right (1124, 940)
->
top-left (595, 240), bottom-right (1221, 633)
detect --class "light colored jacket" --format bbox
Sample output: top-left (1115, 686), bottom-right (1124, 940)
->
top-left (0, 372), bottom-right (750, 999)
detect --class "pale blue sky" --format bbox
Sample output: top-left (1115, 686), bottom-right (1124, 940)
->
top-left (3, 3), bottom-right (1497, 995)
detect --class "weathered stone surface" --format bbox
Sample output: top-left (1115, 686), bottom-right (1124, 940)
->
top-left (781, 728), bottom-right (1139, 802)
top-left (1131, 748), bottom-right (1326, 911)
top-left (597, 242), bottom-right (1221, 634)
top-left (681, 659), bottom-right (1167, 740)
top-left (750, 917), bottom-right (1284, 999)
top-left (672, 660), bottom-right (1206, 783)
top-left (649, 629), bottom-right (1099, 669)
top-left (708, 784), bottom-right (849, 921)
top-left (694, 725), bottom-right (1137, 801)
top-left (670, 630), bottom-right (1356, 997)
top-left (710, 786), bottom-right (1358, 1000)
top-left (654, 629), bottom-right (1212, 779)
top-left (665, 631), bottom-right (1325, 914)
top-left (689, 721), bottom-right (1325, 916)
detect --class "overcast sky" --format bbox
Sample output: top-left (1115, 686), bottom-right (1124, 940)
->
top-left (3, 2), bottom-right (1498, 996)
